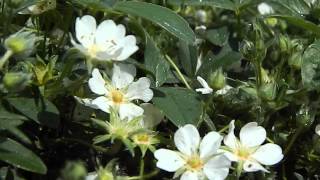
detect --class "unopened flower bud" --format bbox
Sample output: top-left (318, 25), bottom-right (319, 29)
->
top-left (288, 52), bottom-right (302, 70)
top-left (195, 10), bottom-right (208, 23)
top-left (5, 30), bottom-right (38, 57)
top-left (240, 40), bottom-right (255, 60)
top-left (279, 35), bottom-right (291, 53)
top-left (259, 82), bottom-right (277, 101)
top-left (3, 72), bottom-right (31, 92)
top-left (208, 68), bottom-right (226, 90)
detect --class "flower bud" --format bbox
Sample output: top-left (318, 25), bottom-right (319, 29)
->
top-left (195, 10), bottom-right (208, 23)
top-left (4, 30), bottom-right (38, 57)
top-left (258, 82), bottom-right (277, 101)
top-left (288, 52), bottom-right (302, 70)
top-left (97, 169), bottom-right (114, 180)
top-left (3, 72), bottom-right (31, 92)
top-left (279, 35), bottom-right (291, 53)
top-left (208, 68), bottom-right (226, 90)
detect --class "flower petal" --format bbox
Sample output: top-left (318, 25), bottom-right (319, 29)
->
top-left (223, 120), bottom-right (237, 149)
top-left (200, 131), bottom-right (223, 159)
top-left (243, 160), bottom-right (268, 172)
top-left (203, 155), bottom-right (231, 180)
top-left (240, 122), bottom-right (266, 147)
top-left (88, 68), bottom-right (108, 95)
top-left (174, 124), bottom-right (200, 156)
top-left (126, 77), bottom-right (153, 102)
top-left (197, 76), bottom-right (211, 89)
top-left (76, 15), bottom-right (96, 47)
top-left (118, 103), bottom-right (144, 121)
top-left (91, 96), bottom-right (112, 113)
top-left (140, 103), bottom-right (163, 128)
top-left (154, 149), bottom-right (185, 172)
top-left (115, 35), bottom-right (139, 61)
top-left (219, 150), bottom-right (239, 162)
top-left (112, 63), bottom-right (136, 89)
top-left (181, 171), bottom-right (199, 180)
top-left (74, 96), bottom-right (99, 109)
top-left (95, 20), bottom-right (117, 45)
top-left (85, 173), bottom-right (97, 180)
top-left (252, 143), bottom-right (283, 165)
top-left (316, 124), bottom-right (320, 136)
top-left (195, 88), bottom-right (213, 95)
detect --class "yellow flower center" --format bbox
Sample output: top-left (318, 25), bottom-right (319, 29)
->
top-left (134, 133), bottom-right (150, 145)
top-left (186, 155), bottom-right (204, 172)
top-left (87, 44), bottom-right (102, 58)
top-left (110, 90), bottom-right (124, 104)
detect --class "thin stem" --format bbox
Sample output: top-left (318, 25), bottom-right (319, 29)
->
top-left (139, 157), bottom-right (145, 180)
top-left (284, 127), bottom-right (303, 155)
top-left (86, 57), bottom-right (93, 73)
top-left (165, 55), bottom-right (191, 89)
top-left (218, 124), bottom-right (229, 133)
top-left (0, 50), bottom-right (13, 70)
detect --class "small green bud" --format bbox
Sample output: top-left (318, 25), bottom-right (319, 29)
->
top-left (208, 68), bottom-right (226, 90)
top-left (97, 169), bottom-right (114, 180)
top-left (61, 161), bottom-right (87, 180)
top-left (296, 105), bottom-right (315, 129)
top-left (3, 72), bottom-right (31, 92)
top-left (265, 17), bottom-right (278, 27)
top-left (195, 10), bottom-right (208, 23)
top-left (259, 82), bottom-right (277, 101)
top-left (279, 35), bottom-right (291, 53)
top-left (288, 52), bottom-right (302, 70)
top-left (261, 68), bottom-right (271, 83)
top-left (4, 30), bottom-right (38, 57)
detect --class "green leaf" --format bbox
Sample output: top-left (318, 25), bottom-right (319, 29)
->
top-left (301, 40), bottom-right (320, 89)
top-left (177, 40), bottom-right (198, 77)
top-left (269, 0), bottom-right (310, 16)
top-left (167, 0), bottom-right (235, 10)
top-left (72, 0), bottom-right (116, 10)
top-left (152, 87), bottom-right (202, 127)
top-left (114, 1), bottom-right (195, 44)
top-left (6, 97), bottom-right (60, 128)
top-left (0, 137), bottom-right (47, 174)
top-left (205, 27), bottom-right (230, 46)
top-left (144, 34), bottom-right (170, 87)
top-left (197, 46), bottom-right (242, 78)
top-left (270, 15), bottom-right (320, 37)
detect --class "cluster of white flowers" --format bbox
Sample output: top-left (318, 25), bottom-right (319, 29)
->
top-left (154, 121), bottom-right (284, 180)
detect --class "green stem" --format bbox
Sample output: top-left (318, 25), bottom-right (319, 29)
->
top-left (139, 157), bottom-right (145, 180)
top-left (165, 55), bottom-right (191, 89)
top-left (86, 57), bottom-right (93, 73)
top-left (0, 50), bottom-right (13, 71)
top-left (218, 124), bottom-right (230, 133)
top-left (284, 127), bottom-right (303, 155)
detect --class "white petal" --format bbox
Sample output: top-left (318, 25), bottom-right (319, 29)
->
top-left (154, 149), bottom-right (185, 172)
top-left (126, 77), bottom-right (153, 102)
top-left (196, 88), bottom-right (213, 95)
top-left (95, 20), bottom-right (117, 45)
top-left (112, 63), bottom-right (136, 89)
top-left (216, 85), bottom-right (232, 95)
top-left (203, 155), bottom-right (231, 180)
top-left (181, 171), bottom-right (199, 180)
top-left (219, 150), bottom-right (239, 162)
top-left (197, 76), bottom-right (211, 89)
top-left (140, 103), bottom-right (164, 128)
top-left (243, 160), bottom-right (268, 172)
top-left (223, 120), bottom-right (237, 149)
top-left (85, 173), bottom-right (97, 180)
top-left (76, 15), bottom-right (96, 47)
top-left (316, 124), bottom-right (320, 136)
top-left (174, 124), bottom-right (200, 156)
top-left (91, 96), bottom-right (112, 113)
top-left (115, 24), bottom-right (126, 39)
top-left (240, 122), bottom-right (266, 147)
top-left (88, 69), bottom-right (108, 95)
top-left (200, 131), bottom-right (223, 159)
top-left (257, 3), bottom-right (274, 15)
top-left (74, 96), bottom-right (99, 109)
top-left (252, 143), bottom-right (283, 165)
top-left (115, 35), bottom-right (139, 61)
top-left (118, 103), bottom-right (144, 121)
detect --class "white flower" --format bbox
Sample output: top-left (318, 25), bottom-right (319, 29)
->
top-left (315, 124), bottom-right (320, 136)
top-left (196, 76), bottom-right (213, 94)
top-left (257, 3), bottom-right (274, 15)
top-left (85, 173), bottom-right (97, 180)
top-left (223, 120), bottom-right (284, 172)
top-left (88, 63), bottom-right (153, 120)
top-left (71, 15), bottom-right (138, 61)
top-left (216, 85), bottom-right (232, 95)
top-left (154, 124), bottom-right (231, 180)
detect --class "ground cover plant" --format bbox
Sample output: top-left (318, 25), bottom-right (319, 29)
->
top-left (1, 0), bottom-right (320, 179)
